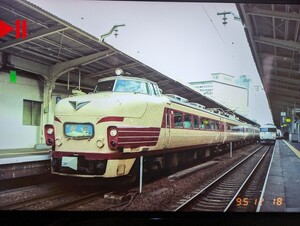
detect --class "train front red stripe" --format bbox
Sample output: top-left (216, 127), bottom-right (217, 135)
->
top-left (116, 126), bottom-right (160, 148)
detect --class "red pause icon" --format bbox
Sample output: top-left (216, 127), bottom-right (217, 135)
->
top-left (0, 20), bottom-right (27, 38)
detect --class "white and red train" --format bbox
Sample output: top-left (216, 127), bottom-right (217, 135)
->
top-left (45, 69), bottom-right (259, 178)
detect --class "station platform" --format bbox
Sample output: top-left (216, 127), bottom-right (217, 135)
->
top-left (259, 139), bottom-right (300, 212)
top-left (0, 147), bottom-right (51, 180)
top-left (0, 147), bottom-right (50, 165)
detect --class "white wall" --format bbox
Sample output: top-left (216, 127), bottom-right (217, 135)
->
top-left (213, 82), bottom-right (248, 116)
top-left (0, 72), bottom-right (75, 149)
top-left (0, 72), bottom-right (43, 149)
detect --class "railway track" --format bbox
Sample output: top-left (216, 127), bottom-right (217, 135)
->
top-left (172, 145), bottom-right (274, 212)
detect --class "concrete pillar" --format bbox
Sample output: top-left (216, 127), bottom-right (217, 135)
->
top-left (40, 81), bottom-right (55, 143)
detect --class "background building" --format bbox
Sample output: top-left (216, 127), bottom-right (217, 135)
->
top-left (189, 73), bottom-right (249, 116)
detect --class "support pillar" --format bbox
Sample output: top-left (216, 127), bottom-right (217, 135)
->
top-left (139, 156), bottom-right (144, 194)
top-left (40, 81), bottom-right (55, 144)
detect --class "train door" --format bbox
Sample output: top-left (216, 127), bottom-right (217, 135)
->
top-left (214, 120), bottom-right (222, 143)
top-left (221, 121), bottom-right (227, 143)
top-left (163, 108), bottom-right (171, 148)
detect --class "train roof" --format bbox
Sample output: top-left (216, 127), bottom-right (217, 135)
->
top-left (260, 123), bottom-right (277, 128)
top-left (97, 75), bottom-right (156, 84)
top-left (165, 93), bottom-right (257, 126)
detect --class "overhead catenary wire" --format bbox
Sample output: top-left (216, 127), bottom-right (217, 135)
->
top-left (201, 4), bottom-right (228, 49)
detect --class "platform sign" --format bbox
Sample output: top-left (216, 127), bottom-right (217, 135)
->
top-left (281, 112), bottom-right (286, 117)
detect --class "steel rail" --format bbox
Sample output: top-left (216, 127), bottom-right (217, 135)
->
top-left (224, 145), bottom-right (272, 211)
top-left (173, 145), bottom-right (266, 211)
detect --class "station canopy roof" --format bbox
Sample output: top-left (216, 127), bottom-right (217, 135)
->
top-left (237, 3), bottom-right (300, 128)
top-left (0, 0), bottom-right (259, 126)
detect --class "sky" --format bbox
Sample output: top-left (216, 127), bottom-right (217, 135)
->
top-left (28, 0), bottom-right (274, 125)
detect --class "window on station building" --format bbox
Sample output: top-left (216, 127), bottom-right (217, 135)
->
top-left (23, 100), bottom-right (42, 126)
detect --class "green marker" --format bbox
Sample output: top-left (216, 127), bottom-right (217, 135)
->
top-left (10, 70), bottom-right (16, 83)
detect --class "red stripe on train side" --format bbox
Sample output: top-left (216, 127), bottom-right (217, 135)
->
top-left (118, 127), bottom-right (160, 132)
top-left (119, 142), bottom-right (158, 148)
top-left (118, 131), bottom-right (160, 137)
top-left (96, 116), bottom-right (124, 124)
top-left (118, 137), bottom-right (159, 143)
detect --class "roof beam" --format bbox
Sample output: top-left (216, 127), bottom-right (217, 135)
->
top-left (17, 0), bottom-right (101, 44)
top-left (238, 4), bottom-right (264, 81)
top-left (268, 87), bottom-right (300, 97)
top-left (0, 25), bottom-right (67, 50)
top-left (267, 79), bottom-right (300, 90)
top-left (6, 54), bottom-right (50, 78)
top-left (253, 36), bottom-right (300, 51)
top-left (259, 53), bottom-right (299, 65)
top-left (270, 99), bottom-right (300, 109)
top-left (246, 7), bottom-right (300, 21)
top-left (262, 71), bottom-right (300, 86)
top-left (50, 49), bottom-right (115, 81)
top-left (87, 62), bottom-right (139, 79)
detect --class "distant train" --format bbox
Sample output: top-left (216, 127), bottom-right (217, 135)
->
top-left (45, 69), bottom-right (260, 178)
top-left (260, 123), bottom-right (277, 144)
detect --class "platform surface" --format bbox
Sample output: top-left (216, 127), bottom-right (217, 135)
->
top-left (0, 148), bottom-right (50, 165)
top-left (260, 140), bottom-right (300, 212)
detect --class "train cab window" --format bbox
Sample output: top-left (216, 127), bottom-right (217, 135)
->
top-left (114, 79), bottom-right (148, 94)
top-left (95, 80), bottom-right (115, 92)
top-left (174, 112), bottom-right (183, 128)
top-left (193, 116), bottom-right (199, 129)
top-left (152, 84), bottom-right (161, 96)
top-left (183, 114), bottom-right (192, 129)
top-left (147, 83), bottom-right (154, 96)
top-left (260, 128), bottom-right (277, 132)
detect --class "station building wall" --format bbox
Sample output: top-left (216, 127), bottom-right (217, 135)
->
top-left (0, 71), bottom-right (69, 150)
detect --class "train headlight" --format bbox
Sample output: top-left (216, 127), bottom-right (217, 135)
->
top-left (115, 68), bottom-right (123, 76)
top-left (47, 128), bottom-right (54, 135)
top-left (109, 128), bottom-right (118, 137)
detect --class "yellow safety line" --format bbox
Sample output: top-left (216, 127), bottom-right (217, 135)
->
top-left (0, 150), bottom-right (50, 156)
top-left (283, 140), bottom-right (300, 159)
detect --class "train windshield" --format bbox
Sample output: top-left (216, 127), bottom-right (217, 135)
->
top-left (114, 79), bottom-right (148, 94)
top-left (260, 128), bottom-right (277, 132)
top-left (95, 80), bottom-right (115, 92)
top-left (95, 78), bottom-right (160, 95)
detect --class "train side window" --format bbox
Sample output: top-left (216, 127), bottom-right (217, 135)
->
top-left (211, 121), bottom-right (215, 130)
top-left (215, 121), bottom-right (220, 131)
top-left (200, 118), bottom-right (206, 129)
top-left (227, 124), bottom-right (232, 131)
top-left (183, 114), bottom-right (192, 129)
top-left (193, 116), bottom-right (199, 129)
top-left (174, 112), bottom-right (183, 128)
top-left (205, 119), bottom-right (210, 130)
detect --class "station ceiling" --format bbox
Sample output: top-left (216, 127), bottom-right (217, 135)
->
top-left (237, 3), bottom-right (300, 128)
top-left (0, 0), bottom-right (259, 126)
